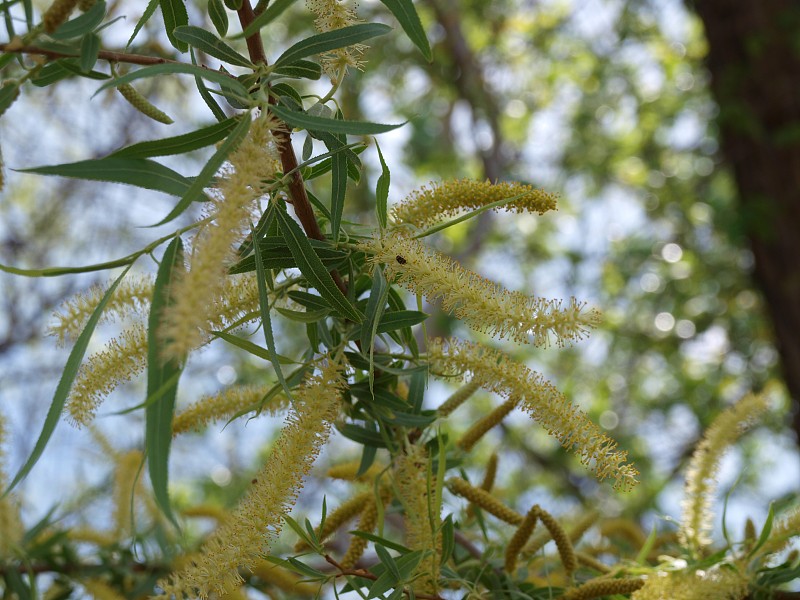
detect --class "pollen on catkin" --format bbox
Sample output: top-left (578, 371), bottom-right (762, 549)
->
top-left (48, 275), bottom-right (154, 346)
top-left (160, 116), bottom-right (281, 361)
top-left (563, 578), bottom-right (645, 600)
top-left (679, 392), bottom-right (768, 556)
top-left (391, 179), bottom-right (558, 231)
top-left (755, 505), bottom-right (800, 561)
top-left (446, 477), bottom-right (523, 525)
top-left (305, 0), bottom-right (366, 81)
top-left (536, 506), bottom-right (577, 576)
top-left (394, 444), bottom-right (441, 595)
top-left (155, 361), bottom-right (344, 599)
top-left (340, 489), bottom-right (386, 569)
top-left (437, 380), bottom-right (481, 417)
top-left (505, 505), bottom-right (539, 573)
top-left (0, 412), bottom-right (23, 556)
top-left (172, 385), bottom-right (289, 435)
top-left (326, 461), bottom-right (384, 482)
top-left (365, 231), bottom-right (600, 347)
top-left (66, 323), bottom-right (148, 427)
top-left (81, 578), bottom-right (128, 600)
top-left (42, 0), bottom-right (80, 32)
top-left (113, 450), bottom-right (143, 540)
top-left (458, 396), bottom-right (519, 452)
top-left (429, 338), bottom-right (639, 491)
top-left (631, 568), bottom-right (747, 600)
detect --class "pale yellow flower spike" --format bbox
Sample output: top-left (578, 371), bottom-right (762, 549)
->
top-left (66, 323), bottom-right (148, 427)
top-left (429, 338), bottom-right (639, 491)
top-left (366, 232), bottom-right (600, 347)
top-left (305, 0), bottom-right (365, 81)
top-left (505, 505), bottom-right (539, 574)
top-left (446, 477), bottom-right (524, 525)
top-left (394, 444), bottom-right (442, 595)
top-left (49, 275), bottom-right (154, 346)
top-left (458, 396), bottom-right (519, 452)
top-left (563, 578), bottom-right (645, 600)
top-left (81, 578), bottom-right (128, 600)
top-left (679, 392), bottom-right (769, 556)
top-left (755, 505), bottom-right (800, 561)
top-left (161, 116), bottom-right (281, 361)
top-left (0, 412), bottom-right (23, 557)
top-left (391, 179), bottom-right (558, 231)
top-left (172, 385), bottom-right (289, 436)
top-left (156, 361), bottom-right (344, 599)
top-left (631, 568), bottom-right (747, 600)
top-left (340, 490), bottom-right (386, 569)
top-left (437, 380), bottom-right (481, 417)
top-left (326, 461), bottom-right (384, 482)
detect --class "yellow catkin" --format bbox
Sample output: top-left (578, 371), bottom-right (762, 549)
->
top-left (172, 385), bottom-right (289, 435)
top-left (117, 83), bottom-right (174, 124)
top-left (48, 275), bottom-right (154, 346)
top-left (394, 444), bottom-right (441, 595)
top-left (536, 506), bottom-right (577, 576)
top-left (326, 461), bottom-right (384, 482)
top-left (67, 527), bottom-right (117, 546)
top-left (305, 0), bottom-right (365, 81)
top-left (340, 491), bottom-right (383, 569)
top-left (251, 561), bottom-right (318, 596)
top-left (295, 489), bottom-right (373, 551)
top-left (391, 179), bottom-right (558, 231)
top-left (181, 504), bottom-right (230, 524)
top-left (467, 453), bottom-right (498, 518)
top-left (458, 396), bottom-right (519, 452)
top-left (437, 380), bottom-right (481, 416)
top-left (679, 393), bottom-right (769, 556)
top-left (161, 117), bottom-right (281, 360)
top-left (505, 505), bottom-right (539, 573)
top-left (447, 477), bottom-right (523, 525)
top-left (575, 552), bottom-right (611, 574)
top-left (429, 338), bottom-right (638, 491)
top-left (755, 505), bottom-right (800, 561)
top-left (562, 578), bottom-right (645, 600)
top-left (156, 361), bottom-right (344, 599)
top-left (0, 412), bottom-right (23, 556)
top-left (81, 578), bottom-right (127, 600)
top-left (600, 518), bottom-right (647, 548)
top-left (113, 450), bottom-right (143, 540)
top-left (365, 232), bottom-right (600, 347)
top-left (631, 568), bottom-right (747, 600)
top-left (42, 0), bottom-right (80, 32)
top-left (66, 324), bottom-right (148, 427)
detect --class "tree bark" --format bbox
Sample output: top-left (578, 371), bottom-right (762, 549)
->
top-left (692, 1), bottom-right (800, 442)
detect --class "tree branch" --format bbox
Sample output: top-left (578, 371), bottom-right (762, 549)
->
top-left (0, 43), bottom-right (181, 66)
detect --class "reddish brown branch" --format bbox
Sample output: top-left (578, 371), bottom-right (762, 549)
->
top-left (0, 43), bottom-right (180, 66)
top-left (324, 555), bottom-right (444, 600)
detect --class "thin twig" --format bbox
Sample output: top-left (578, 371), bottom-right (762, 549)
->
top-left (0, 44), bottom-right (181, 66)
top-left (324, 555), bottom-right (445, 600)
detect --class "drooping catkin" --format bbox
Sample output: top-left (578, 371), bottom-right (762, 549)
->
top-left (505, 505), bottom-right (539, 573)
top-left (447, 478), bottom-right (523, 525)
top-left (305, 0), bottom-right (365, 81)
top-left (562, 578), bottom-right (644, 600)
top-left (42, 0), bottom-right (80, 32)
top-left (366, 233), bottom-right (600, 347)
top-left (467, 453), bottom-right (498, 518)
top-left (112, 450), bottom-right (144, 540)
top-left (430, 338), bottom-right (638, 491)
top-left (81, 578), bottom-right (128, 600)
top-left (391, 179), bottom-right (558, 231)
top-left (679, 392), bottom-right (768, 556)
top-left (295, 489), bottom-right (372, 551)
top-left (117, 84), bottom-right (174, 124)
top-left (340, 490), bottom-right (384, 569)
top-left (458, 396), bottom-right (519, 451)
top-left (394, 444), bottom-right (441, 595)
top-left (536, 506), bottom-right (577, 576)
top-left (437, 380), bottom-right (481, 416)
top-left (326, 461), bottom-right (384, 482)
top-left (156, 361), bottom-right (343, 599)
top-left (172, 385), bottom-right (289, 435)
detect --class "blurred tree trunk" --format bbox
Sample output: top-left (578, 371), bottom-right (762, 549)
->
top-left (693, 1), bottom-right (800, 442)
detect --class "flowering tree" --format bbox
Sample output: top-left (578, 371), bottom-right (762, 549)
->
top-left (1, 0), bottom-right (799, 598)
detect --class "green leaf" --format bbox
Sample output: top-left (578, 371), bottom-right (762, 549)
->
top-left (337, 423), bottom-right (387, 447)
top-left (208, 0), bottom-right (228, 37)
top-left (223, 0), bottom-right (242, 9)
top-left (273, 23), bottom-right (392, 67)
top-left (351, 310), bottom-right (428, 341)
top-left (211, 330), bottom-right (293, 364)
top-left (159, 0), bottom-right (189, 52)
top-left (330, 149), bottom-right (347, 243)
top-left (749, 502), bottom-right (776, 558)
top-left (272, 60), bottom-right (322, 80)
top-left (375, 141), bottom-right (390, 229)
top-left (409, 366), bottom-right (426, 413)
top-left (288, 290), bottom-right (331, 312)
top-left (356, 442), bottom-right (377, 478)
top-left (0, 82), bottom-right (20, 114)
top-left (3, 265), bottom-right (133, 495)
top-left (127, 0), bottom-right (159, 47)
top-left (79, 33), bottom-right (101, 73)
top-left (348, 531), bottom-right (412, 554)
top-left (151, 113), bottom-right (251, 226)
top-left (361, 269), bottom-right (389, 377)
top-left (191, 49), bottom-right (227, 122)
top-left (173, 26), bottom-right (253, 67)
top-left (228, 238), bottom-right (347, 274)
top-left (20, 157), bottom-right (193, 197)
top-left (95, 63), bottom-right (248, 98)
top-left (253, 213), bottom-right (295, 401)
top-left (145, 236), bottom-right (185, 529)
top-left (375, 544), bottom-right (401, 581)
top-left (51, 0), bottom-right (106, 39)
top-left (234, 0), bottom-right (296, 39)
top-left (378, 0), bottom-right (431, 61)
top-left (440, 514), bottom-right (455, 564)
top-left (271, 103), bottom-right (403, 136)
top-left (275, 307), bottom-right (330, 323)
top-left (275, 203), bottom-right (364, 322)
top-left (111, 118), bottom-right (238, 158)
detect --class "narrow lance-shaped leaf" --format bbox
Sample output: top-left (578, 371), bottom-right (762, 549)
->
top-left (252, 212), bottom-right (295, 401)
top-left (111, 118), bottom-right (239, 159)
top-left (159, 0), bottom-right (189, 52)
top-left (191, 49), bottom-right (227, 122)
top-left (273, 23), bottom-right (392, 67)
top-left (95, 63), bottom-right (249, 98)
top-left (3, 264), bottom-right (134, 495)
top-left (208, 0), bottom-right (228, 37)
top-left (375, 141), bottom-right (390, 229)
top-left (378, 0), bottom-right (431, 61)
top-left (50, 1), bottom-right (106, 40)
top-left (79, 33), bottom-right (101, 73)
top-left (145, 236), bottom-right (185, 529)
top-left (275, 202), bottom-right (364, 322)
top-left (150, 112), bottom-right (251, 227)
top-left (330, 149), bottom-right (347, 243)
top-left (173, 26), bottom-right (253, 67)
top-left (271, 104), bottom-right (404, 136)
top-left (127, 0), bottom-right (159, 47)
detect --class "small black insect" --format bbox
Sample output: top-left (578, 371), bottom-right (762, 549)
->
top-left (396, 255), bottom-right (407, 264)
